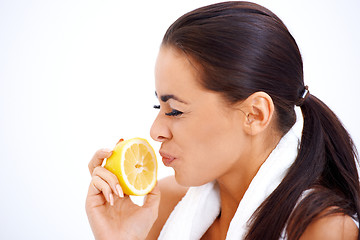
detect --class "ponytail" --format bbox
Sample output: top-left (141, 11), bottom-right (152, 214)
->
top-left (286, 94), bottom-right (360, 239)
top-left (246, 94), bottom-right (360, 240)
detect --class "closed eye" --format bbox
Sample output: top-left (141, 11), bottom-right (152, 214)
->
top-left (165, 109), bottom-right (183, 117)
top-left (153, 105), bottom-right (183, 117)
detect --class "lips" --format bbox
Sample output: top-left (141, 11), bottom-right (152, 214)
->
top-left (159, 151), bottom-right (176, 167)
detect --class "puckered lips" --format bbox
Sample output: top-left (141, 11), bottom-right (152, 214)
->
top-left (159, 150), bottom-right (176, 167)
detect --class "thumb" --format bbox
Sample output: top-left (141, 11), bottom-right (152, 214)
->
top-left (143, 183), bottom-right (161, 210)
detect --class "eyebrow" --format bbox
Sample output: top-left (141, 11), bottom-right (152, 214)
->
top-left (155, 91), bottom-right (188, 104)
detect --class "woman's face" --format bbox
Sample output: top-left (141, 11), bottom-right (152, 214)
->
top-left (151, 47), bottom-right (251, 186)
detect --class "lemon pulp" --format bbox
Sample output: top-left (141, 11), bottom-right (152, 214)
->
top-left (104, 138), bottom-right (157, 196)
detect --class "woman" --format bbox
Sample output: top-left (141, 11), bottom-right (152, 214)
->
top-left (86, 1), bottom-right (360, 239)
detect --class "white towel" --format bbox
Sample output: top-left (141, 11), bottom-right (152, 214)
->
top-left (159, 107), bottom-right (303, 240)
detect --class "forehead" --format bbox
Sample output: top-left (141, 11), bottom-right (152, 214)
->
top-left (154, 47), bottom-right (203, 97)
top-left (154, 46), bottom-right (233, 113)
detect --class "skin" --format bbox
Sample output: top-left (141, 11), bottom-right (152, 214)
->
top-left (298, 208), bottom-right (358, 240)
top-left (86, 46), bottom-right (358, 239)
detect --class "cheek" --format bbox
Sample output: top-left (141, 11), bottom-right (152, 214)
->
top-left (178, 137), bottom-right (245, 186)
top-left (172, 115), bottom-right (246, 185)
top-left (188, 114), bottom-right (245, 156)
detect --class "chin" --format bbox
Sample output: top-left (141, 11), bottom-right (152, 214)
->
top-left (174, 170), bottom-right (212, 187)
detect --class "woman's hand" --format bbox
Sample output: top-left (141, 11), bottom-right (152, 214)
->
top-left (85, 149), bottom-right (161, 240)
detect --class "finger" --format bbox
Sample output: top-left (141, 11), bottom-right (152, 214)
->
top-left (92, 166), bottom-right (123, 198)
top-left (88, 148), bottom-right (113, 175)
top-left (90, 175), bottom-right (114, 205)
top-left (116, 184), bottom-right (124, 198)
top-left (143, 183), bottom-right (161, 211)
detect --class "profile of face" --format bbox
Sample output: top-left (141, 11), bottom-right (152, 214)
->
top-left (150, 47), bottom-right (255, 187)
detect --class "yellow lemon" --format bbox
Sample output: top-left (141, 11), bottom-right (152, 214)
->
top-left (104, 138), bottom-right (157, 196)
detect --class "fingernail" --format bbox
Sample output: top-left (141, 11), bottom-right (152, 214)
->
top-left (116, 184), bottom-right (124, 198)
top-left (109, 193), bottom-right (114, 206)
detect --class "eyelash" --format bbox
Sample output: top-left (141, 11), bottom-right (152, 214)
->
top-left (153, 105), bottom-right (183, 117)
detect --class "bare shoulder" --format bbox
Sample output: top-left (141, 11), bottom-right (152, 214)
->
top-left (299, 208), bottom-right (358, 240)
top-left (146, 175), bottom-right (189, 239)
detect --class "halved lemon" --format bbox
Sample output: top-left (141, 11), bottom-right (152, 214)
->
top-left (104, 138), bottom-right (157, 196)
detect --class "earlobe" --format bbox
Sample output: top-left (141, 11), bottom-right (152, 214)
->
top-left (242, 92), bottom-right (274, 136)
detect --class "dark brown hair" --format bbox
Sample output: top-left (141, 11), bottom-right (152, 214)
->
top-left (162, 1), bottom-right (360, 239)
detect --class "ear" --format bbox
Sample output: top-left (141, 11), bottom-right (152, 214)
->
top-left (240, 92), bottom-right (275, 136)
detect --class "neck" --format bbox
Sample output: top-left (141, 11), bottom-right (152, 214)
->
top-left (215, 132), bottom-right (281, 232)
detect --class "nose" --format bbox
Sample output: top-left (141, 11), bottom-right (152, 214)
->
top-left (150, 113), bottom-right (172, 142)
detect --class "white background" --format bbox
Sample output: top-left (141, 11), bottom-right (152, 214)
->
top-left (0, 0), bottom-right (359, 239)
